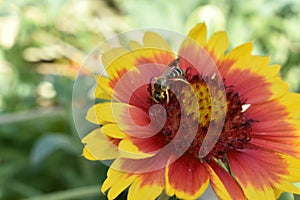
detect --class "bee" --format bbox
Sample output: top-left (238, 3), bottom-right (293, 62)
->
top-left (149, 58), bottom-right (188, 104)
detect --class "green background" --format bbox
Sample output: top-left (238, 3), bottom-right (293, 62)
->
top-left (0, 0), bottom-right (299, 199)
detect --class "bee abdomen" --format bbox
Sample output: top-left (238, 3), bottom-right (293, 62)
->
top-left (170, 68), bottom-right (184, 78)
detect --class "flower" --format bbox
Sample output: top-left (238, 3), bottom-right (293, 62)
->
top-left (81, 23), bottom-right (300, 199)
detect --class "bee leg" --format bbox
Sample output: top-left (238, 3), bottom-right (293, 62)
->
top-left (166, 89), bottom-right (170, 104)
top-left (149, 77), bottom-right (154, 95)
top-left (149, 97), bottom-right (153, 105)
top-left (172, 78), bottom-right (189, 85)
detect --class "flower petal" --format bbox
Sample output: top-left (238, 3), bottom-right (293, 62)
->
top-left (86, 102), bottom-right (150, 126)
top-left (246, 98), bottom-right (288, 122)
top-left (94, 75), bottom-right (113, 99)
top-left (225, 42), bottom-right (253, 61)
top-left (82, 146), bottom-right (97, 161)
top-left (133, 48), bottom-right (175, 67)
top-left (218, 42), bottom-right (253, 76)
top-left (143, 31), bottom-right (172, 51)
top-left (279, 92), bottom-right (300, 118)
top-left (109, 66), bottom-right (152, 111)
top-left (86, 102), bottom-right (166, 140)
top-left (268, 153), bottom-right (300, 194)
top-left (165, 153), bottom-right (209, 199)
top-left (101, 124), bottom-right (126, 139)
top-left (243, 92), bottom-right (300, 158)
top-left (278, 153), bottom-right (300, 182)
top-left (102, 47), bottom-right (136, 81)
top-left (204, 160), bottom-right (245, 199)
top-left (128, 169), bottom-right (165, 200)
top-left (111, 150), bottom-right (169, 173)
top-left (129, 133), bottom-right (166, 154)
top-left (207, 31), bottom-right (229, 59)
top-left (82, 128), bottom-right (118, 160)
top-left (250, 119), bottom-right (300, 157)
top-left (228, 148), bottom-right (289, 199)
top-left (102, 47), bottom-right (129, 69)
top-left (129, 40), bottom-right (142, 50)
top-left (186, 22), bottom-right (207, 46)
top-left (102, 168), bottom-right (137, 200)
top-left (129, 31), bottom-right (175, 66)
top-left (118, 139), bottom-right (154, 159)
top-left (231, 55), bottom-right (270, 72)
top-left (178, 40), bottom-right (218, 77)
top-left (100, 49), bottom-right (175, 110)
top-left (225, 68), bottom-right (288, 104)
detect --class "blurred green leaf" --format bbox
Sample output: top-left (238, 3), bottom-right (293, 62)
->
top-left (295, 194), bottom-right (300, 200)
top-left (22, 185), bottom-right (105, 200)
top-left (1, 0), bottom-right (300, 199)
top-left (279, 192), bottom-right (294, 200)
top-left (30, 133), bottom-right (79, 165)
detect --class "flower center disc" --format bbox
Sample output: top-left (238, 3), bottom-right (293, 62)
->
top-left (149, 73), bottom-right (254, 162)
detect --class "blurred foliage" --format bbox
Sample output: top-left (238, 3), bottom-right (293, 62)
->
top-left (0, 0), bottom-right (299, 199)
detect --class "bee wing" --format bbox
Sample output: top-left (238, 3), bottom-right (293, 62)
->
top-left (168, 58), bottom-right (180, 67)
top-left (160, 67), bottom-right (173, 77)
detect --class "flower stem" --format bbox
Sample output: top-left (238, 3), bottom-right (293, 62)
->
top-left (21, 185), bottom-right (101, 200)
top-left (157, 191), bottom-right (170, 200)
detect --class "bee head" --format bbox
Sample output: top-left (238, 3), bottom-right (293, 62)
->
top-left (154, 91), bottom-right (165, 102)
top-left (154, 78), bottom-right (167, 90)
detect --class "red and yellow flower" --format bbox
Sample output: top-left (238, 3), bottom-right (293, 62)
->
top-left (82, 23), bottom-right (300, 199)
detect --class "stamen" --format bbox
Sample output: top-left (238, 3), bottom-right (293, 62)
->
top-left (242, 104), bottom-right (251, 112)
top-left (211, 73), bottom-right (216, 80)
top-left (148, 73), bottom-right (255, 161)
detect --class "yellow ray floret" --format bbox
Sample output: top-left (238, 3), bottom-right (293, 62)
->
top-left (94, 75), bottom-right (113, 99)
top-left (102, 168), bottom-right (137, 200)
top-left (127, 177), bottom-right (164, 200)
top-left (86, 102), bottom-right (149, 125)
top-left (82, 128), bottom-right (118, 160)
top-left (118, 139), bottom-right (154, 159)
top-left (186, 22), bottom-right (207, 46)
top-left (129, 40), bottom-right (142, 50)
top-left (206, 31), bottom-right (229, 58)
top-left (143, 31), bottom-right (172, 51)
top-left (224, 42), bottom-right (253, 61)
top-left (278, 93), bottom-right (300, 119)
top-left (101, 124), bottom-right (126, 139)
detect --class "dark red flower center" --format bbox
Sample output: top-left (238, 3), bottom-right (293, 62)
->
top-left (148, 73), bottom-right (256, 162)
